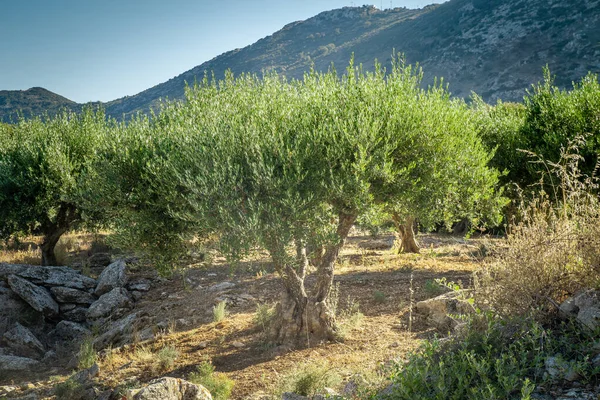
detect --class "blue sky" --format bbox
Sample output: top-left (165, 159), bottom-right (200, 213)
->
top-left (0, 0), bottom-right (444, 103)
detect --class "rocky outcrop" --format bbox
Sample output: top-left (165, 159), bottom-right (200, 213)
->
top-left (131, 377), bottom-right (212, 400)
top-left (0, 264), bottom-right (96, 290)
top-left (0, 354), bottom-right (41, 372)
top-left (7, 275), bottom-right (59, 318)
top-left (95, 260), bottom-right (128, 296)
top-left (49, 286), bottom-right (95, 305)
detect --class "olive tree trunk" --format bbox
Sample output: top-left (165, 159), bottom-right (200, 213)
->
top-left (40, 203), bottom-right (78, 266)
top-left (270, 213), bottom-right (356, 346)
top-left (393, 214), bottom-right (420, 254)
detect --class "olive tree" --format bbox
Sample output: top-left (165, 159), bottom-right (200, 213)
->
top-left (0, 109), bottom-right (107, 265)
top-left (106, 59), bottom-right (501, 344)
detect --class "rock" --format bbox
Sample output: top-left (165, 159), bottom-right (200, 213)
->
top-left (415, 291), bottom-right (472, 330)
top-left (41, 350), bottom-right (57, 365)
top-left (50, 286), bottom-right (96, 305)
top-left (59, 303), bottom-right (77, 312)
top-left (88, 253), bottom-right (112, 268)
top-left (132, 377), bottom-right (212, 400)
top-left (131, 291), bottom-right (144, 301)
top-left (0, 355), bottom-right (40, 372)
top-left (0, 284), bottom-right (30, 335)
top-left (87, 287), bottom-right (132, 320)
top-left (207, 282), bottom-right (235, 292)
top-left (7, 275), bottom-right (59, 317)
top-left (53, 321), bottom-right (91, 342)
top-left (71, 363), bottom-right (100, 384)
top-left (559, 290), bottom-right (600, 331)
top-left (0, 386), bottom-right (18, 396)
top-left (545, 356), bottom-right (580, 381)
top-left (62, 306), bottom-right (88, 322)
top-left (232, 341), bottom-right (245, 348)
top-left (592, 354), bottom-right (600, 368)
top-left (128, 279), bottom-right (151, 292)
top-left (95, 260), bottom-right (128, 296)
top-left (93, 313), bottom-right (143, 350)
top-left (2, 264), bottom-right (96, 290)
top-left (3, 322), bottom-right (45, 358)
top-left (96, 390), bottom-right (113, 400)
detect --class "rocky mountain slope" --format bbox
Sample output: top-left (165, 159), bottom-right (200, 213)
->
top-left (1, 0), bottom-right (599, 122)
top-left (0, 87), bottom-right (80, 123)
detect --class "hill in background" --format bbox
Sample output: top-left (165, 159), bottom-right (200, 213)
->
top-left (1, 0), bottom-right (599, 122)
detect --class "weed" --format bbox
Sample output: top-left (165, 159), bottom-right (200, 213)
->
top-left (276, 362), bottom-right (341, 397)
top-left (77, 337), bottom-right (97, 370)
top-left (213, 301), bottom-right (228, 323)
top-left (423, 279), bottom-right (445, 297)
top-left (157, 345), bottom-right (179, 372)
top-left (254, 303), bottom-right (275, 337)
top-left (188, 361), bottom-right (235, 400)
top-left (373, 290), bottom-right (387, 303)
top-left (337, 296), bottom-right (364, 339)
top-left (54, 378), bottom-right (87, 400)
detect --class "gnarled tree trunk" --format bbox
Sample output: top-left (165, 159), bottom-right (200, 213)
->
top-left (40, 203), bottom-right (78, 266)
top-left (393, 214), bottom-right (420, 254)
top-left (270, 212), bottom-right (356, 346)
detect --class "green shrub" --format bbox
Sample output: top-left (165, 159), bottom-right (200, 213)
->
top-left (380, 316), bottom-right (599, 400)
top-left (373, 290), bottom-right (387, 303)
top-left (188, 361), bottom-right (234, 400)
top-left (253, 303), bottom-right (275, 337)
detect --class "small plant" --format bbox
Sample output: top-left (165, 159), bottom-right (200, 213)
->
top-left (157, 345), bottom-right (179, 372)
top-left (423, 279), bottom-right (445, 297)
top-left (77, 337), bottom-right (97, 370)
top-left (54, 378), bottom-right (85, 400)
top-left (213, 300), bottom-right (228, 323)
top-left (373, 290), bottom-right (387, 303)
top-left (277, 362), bottom-right (341, 397)
top-left (254, 303), bottom-right (275, 337)
top-left (188, 361), bottom-right (234, 400)
top-left (336, 296), bottom-right (364, 339)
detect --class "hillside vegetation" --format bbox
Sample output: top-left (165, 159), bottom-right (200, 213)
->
top-left (1, 0), bottom-right (599, 121)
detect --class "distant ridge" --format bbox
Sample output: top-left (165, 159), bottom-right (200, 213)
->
top-left (2, 0), bottom-right (599, 122)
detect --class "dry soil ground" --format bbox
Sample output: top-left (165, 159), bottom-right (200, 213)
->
top-left (1, 231), bottom-right (495, 399)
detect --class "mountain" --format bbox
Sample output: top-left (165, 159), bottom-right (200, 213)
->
top-left (2, 0), bottom-right (599, 121)
top-left (0, 87), bottom-right (80, 123)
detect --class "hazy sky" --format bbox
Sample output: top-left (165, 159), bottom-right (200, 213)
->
top-left (0, 0), bottom-right (444, 103)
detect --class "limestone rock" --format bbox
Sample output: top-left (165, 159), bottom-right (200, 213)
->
top-left (207, 282), bottom-right (235, 292)
top-left (87, 287), bottom-right (132, 320)
top-left (50, 286), bottom-right (96, 305)
top-left (0, 282), bottom-right (30, 335)
top-left (0, 355), bottom-right (41, 372)
top-left (559, 290), bottom-right (600, 331)
top-left (95, 259), bottom-right (128, 296)
top-left (415, 291), bottom-right (473, 330)
top-left (71, 363), bottom-right (100, 384)
top-left (93, 313), bottom-right (142, 350)
top-left (3, 323), bottom-right (44, 358)
top-left (128, 279), bottom-right (151, 292)
top-left (7, 275), bottom-right (59, 317)
top-left (2, 264), bottom-right (96, 290)
top-left (281, 393), bottom-right (307, 400)
top-left (53, 321), bottom-right (91, 342)
top-left (132, 377), bottom-right (212, 400)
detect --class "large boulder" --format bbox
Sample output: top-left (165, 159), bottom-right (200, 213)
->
top-left (559, 290), bottom-right (600, 331)
top-left (95, 260), bottom-right (128, 296)
top-left (415, 291), bottom-right (473, 331)
top-left (1, 264), bottom-right (96, 290)
top-left (7, 275), bottom-right (59, 317)
top-left (0, 282), bottom-right (30, 335)
top-left (132, 377), bottom-right (212, 400)
top-left (50, 286), bottom-right (96, 305)
top-left (3, 322), bottom-right (45, 359)
top-left (87, 287), bottom-right (133, 320)
top-left (0, 354), bottom-right (41, 372)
